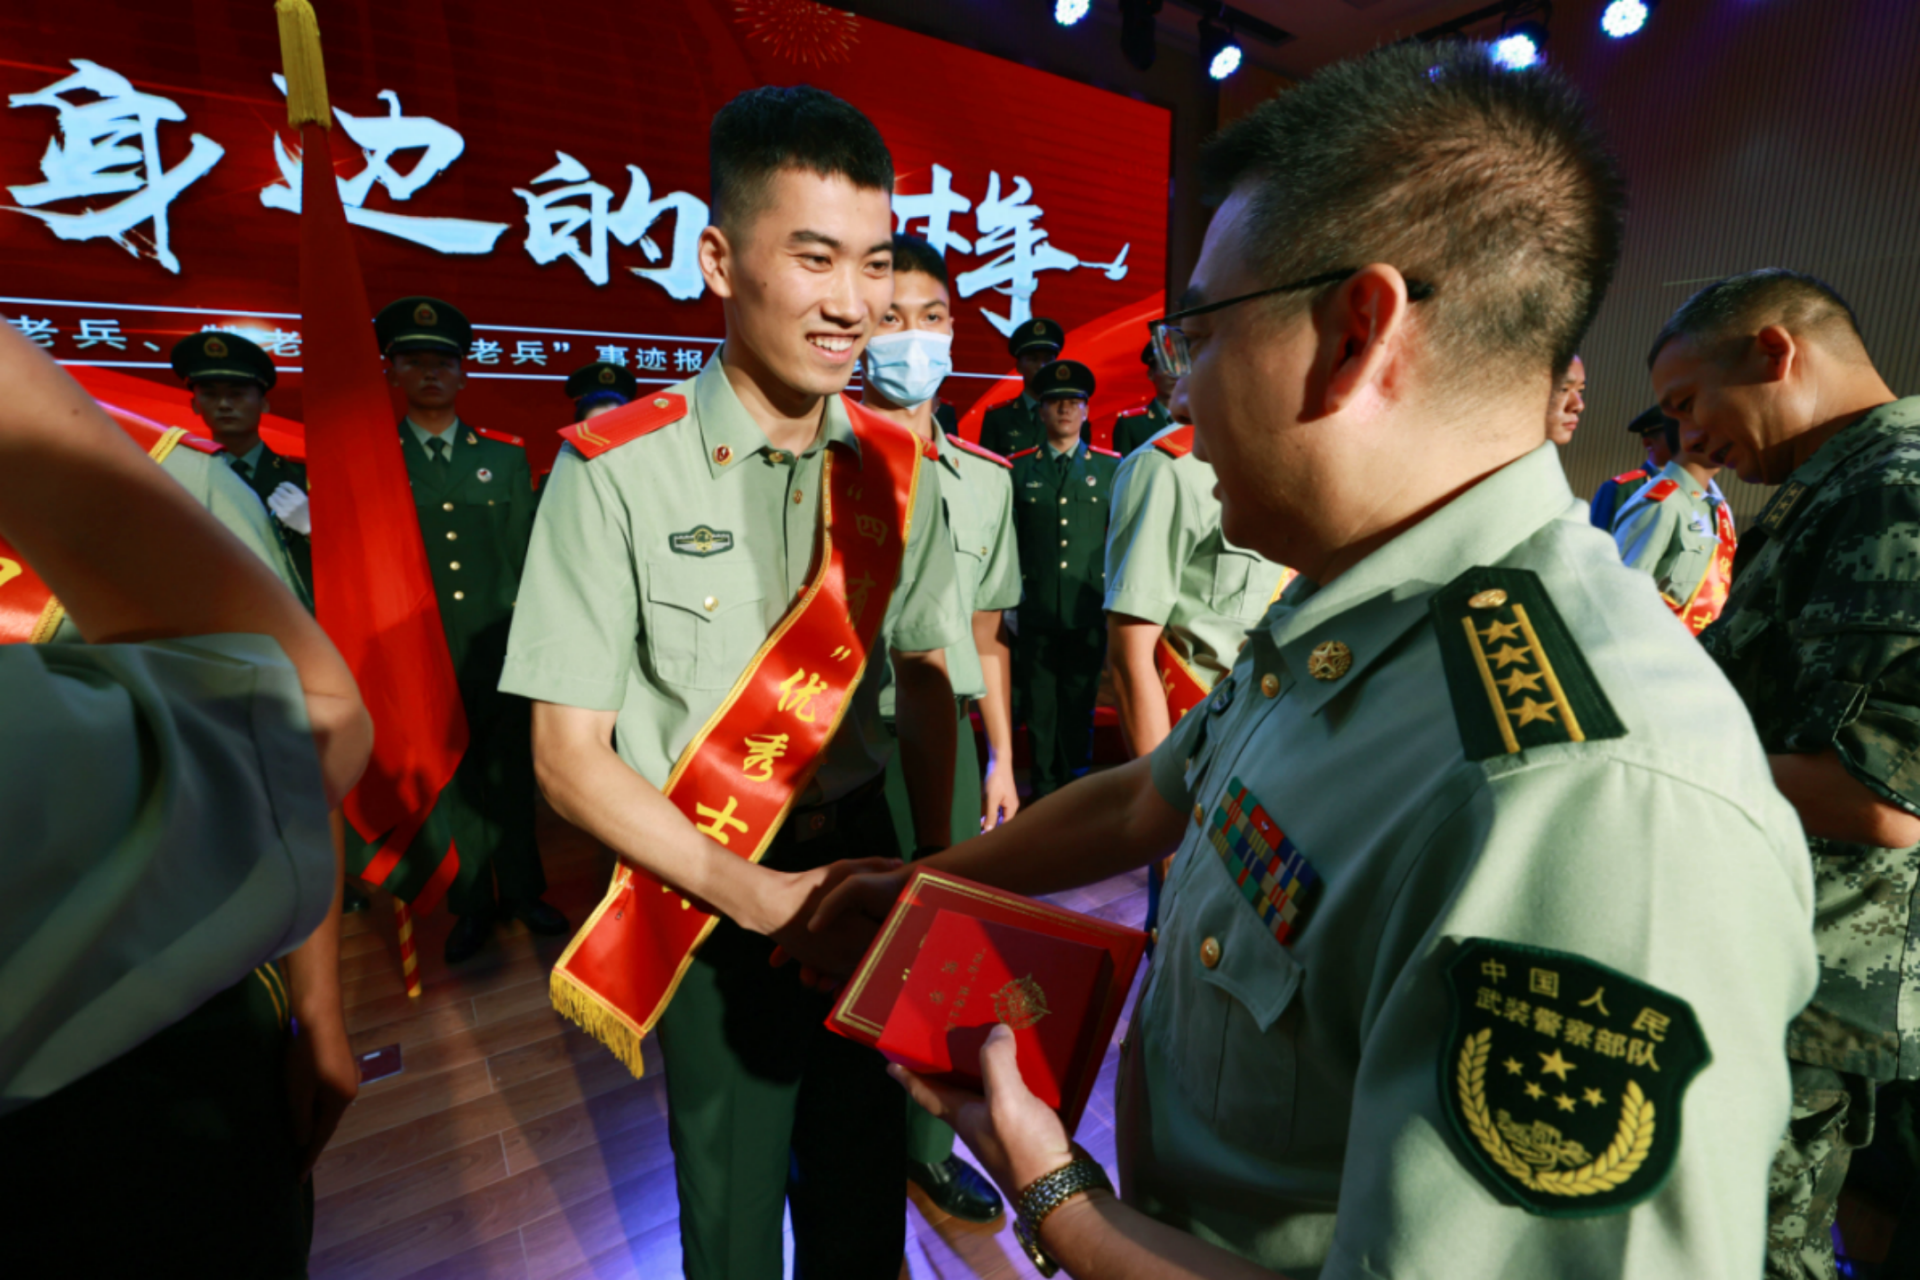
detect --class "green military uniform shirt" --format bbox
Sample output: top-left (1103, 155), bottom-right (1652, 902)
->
top-left (500, 355), bottom-right (964, 804)
top-left (1701, 395), bottom-right (1920, 1083)
top-left (1610, 458), bottom-right (1728, 606)
top-left (1128, 443), bottom-right (1816, 1277)
top-left (226, 441), bottom-right (311, 596)
top-left (1104, 432), bottom-right (1288, 689)
top-left (979, 392), bottom-right (1046, 459)
top-left (0, 634), bottom-right (332, 1111)
top-left (1111, 399), bottom-right (1172, 457)
top-left (1011, 439), bottom-right (1121, 631)
top-left (404, 418), bottom-right (536, 682)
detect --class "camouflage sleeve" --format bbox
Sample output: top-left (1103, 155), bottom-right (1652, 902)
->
top-left (1793, 484), bottom-right (1920, 812)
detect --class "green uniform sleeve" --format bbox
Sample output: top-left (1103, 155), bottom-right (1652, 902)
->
top-left (499, 447), bottom-right (637, 711)
top-left (175, 448), bottom-right (307, 601)
top-left (1611, 490), bottom-right (1685, 583)
top-left (886, 454), bottom-right (967, 654)
top-left (0, 634), bottom-right (334, 1113)
top-left (1104, 449), bottom-right (1191, 625)
top-left (1148, 680), bottom-right (1216, 809)
top-left (975, 465), bottom-right (1022, 613)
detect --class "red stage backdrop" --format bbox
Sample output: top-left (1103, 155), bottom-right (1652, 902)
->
top-left (0, 0), bottom-right (1170, 471)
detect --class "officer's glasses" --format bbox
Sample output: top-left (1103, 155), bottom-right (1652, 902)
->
top-left (1148, 269), bottom-right (1437, 378)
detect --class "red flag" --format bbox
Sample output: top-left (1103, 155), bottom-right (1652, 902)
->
top-left (279, 0), bottom-right (467, 912)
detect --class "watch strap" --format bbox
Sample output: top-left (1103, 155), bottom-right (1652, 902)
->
top-left (1013, 1146), bottom-right (1112, 1275)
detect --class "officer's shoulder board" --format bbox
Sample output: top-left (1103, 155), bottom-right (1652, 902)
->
top-left (1429, 566), bottom-right (1625, 762)
top-left (558, 392), bottom-right (688, 460)
top-left (948, 434), bottom-right (1013, 469)
top-left (1115, 405), bottom-right (1150, 419)
top-left (474, 426), bottom-right (525, 449)
top-left (176, 432), bottom-right (224, 456)
top-left (1007, 446), bottom-right (1040, 461)
top-left (1089, 445), bottom-right (1121, 459)
top-left (1152, 425), bottom-right (1196, 458)
top-left (1643, 478), bottom-right (1679, 503)
top-left (1610, 468), bottom-right (1648, 486)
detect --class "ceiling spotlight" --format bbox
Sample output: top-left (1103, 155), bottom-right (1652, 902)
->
top-left (1120, 0), bottom-right (1162, 71)
top-left (1210, 42), bottom-right (1244, 79)
top-left (1055, 0), bottom-right (1091, 26)
top-left (1490, 21), bottom-right (1548, 70)
top-left (1600, 0), bottom-right (1652, 38)
top-left (1200, 16), bottom-right (1243, 80)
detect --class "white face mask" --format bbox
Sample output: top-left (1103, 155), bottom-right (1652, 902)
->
top-left (862, 329), bottom-right (953, 409)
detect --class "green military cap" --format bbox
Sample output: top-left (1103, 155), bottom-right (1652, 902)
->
top-left (565, 361), bottom-right (638, 404)
top-left (1008, 317), bottom-right (1066, 358)
top-left (1628, 405), bottom-right (1674, 436)
top-left (1034, 359), bottom-right (1095, 401)
top-left (373, 296), bottom-right (471, 357)
top-left (170, 331), bottom-right (276, 391)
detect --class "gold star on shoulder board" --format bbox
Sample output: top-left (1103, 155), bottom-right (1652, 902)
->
top-left (1477, 619), bottom-right (1523, 644)
top-left (1497, 669), bottom-right (1545, 696)
top-left (1554, 1093), bottom-right (1577, 1113)
top-left (1539, 1049), bottom-right (1576, 1080)
top-left (1511, 698), bottom-right (1559, 727)
top-left (1503, 1057), bottom-right (1524, 1075)
top-left (1486, 644), bottom-right (1531, 669)
top-left (1583, 1088), bottom-right (1606, 1107)
top-left (1523, 1081), bottom-right (1545, 1100)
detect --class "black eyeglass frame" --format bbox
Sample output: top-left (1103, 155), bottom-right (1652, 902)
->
top-left (1148, 268), bottom-right (1437, 378)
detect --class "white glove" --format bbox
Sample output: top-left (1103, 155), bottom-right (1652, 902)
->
top-left (267, 481), bottom-right (311, 536)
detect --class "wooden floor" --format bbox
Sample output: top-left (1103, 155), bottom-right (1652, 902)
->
top-left (316, 805), bottom-right (1150, 1280)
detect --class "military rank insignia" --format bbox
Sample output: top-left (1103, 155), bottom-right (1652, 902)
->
top-left (1206, 777), bottom-right (1319, 945)
top-left (1431, 567), bottom-right (1624, 761)
top-left (1441, 939), bottom-right (1708, 1216)
top-left (1757, 479), bottom-right (1809, 534)
top-left (671, 526), bottom-right (733, 557)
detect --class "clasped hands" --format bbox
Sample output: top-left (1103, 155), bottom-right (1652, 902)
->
top-left (755, 859), bottom-right (909, 984)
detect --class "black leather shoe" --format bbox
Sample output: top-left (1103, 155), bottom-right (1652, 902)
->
top-left (907, 1156), bottom-right (1004, 1223)
top-left (505, 898), bottom-right (571, 936)
top-left (444, 912), bottom-right (493, 965)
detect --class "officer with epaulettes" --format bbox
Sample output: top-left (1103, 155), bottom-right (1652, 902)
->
top-left (1111, 339), bottom-right (1178, 457)
top-left (1008, 359), bottom-right (1120, 798)
top-left (373, 296), bottom-right (563, 964)
top-left (979, 317), bottom-right (1067, 458)
top-left (171, 330), bottom-right (312, 595)
top-left (1588, 404), bottom-right (1675, 529)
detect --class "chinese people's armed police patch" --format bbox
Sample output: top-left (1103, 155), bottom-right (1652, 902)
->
top-left (1440, 938), bottom-right (1709, 1216)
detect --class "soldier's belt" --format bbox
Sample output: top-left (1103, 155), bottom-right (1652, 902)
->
top-left (549, 398), bottom-right (922, 1077)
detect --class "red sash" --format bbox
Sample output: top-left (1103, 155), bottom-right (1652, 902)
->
top-left (1676, 501), bottom-right (1736, 635)
top-left (549, 397), bottom-right (924, 1075)
top-left (0, 417), bottom-right (196, 644)
top-left (1153, 635), bottom-right (1211, 723)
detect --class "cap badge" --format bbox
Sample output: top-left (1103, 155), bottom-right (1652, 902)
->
top-left (1056, 364), bottom-right (1071, 381)
top-left (476, 467), bottom-right (493, 483)
top-left (1031, 320), bottom-right (1045, 334)
top-left (414, 302), bottom-right (438, 325)
top-left (203, 336), bottom-right (228, 358)
top-left (599, 366), bottom-right (617, 385)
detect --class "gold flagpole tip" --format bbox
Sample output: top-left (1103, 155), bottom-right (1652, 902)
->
top-left (275, 0), bottom-right (332, 128)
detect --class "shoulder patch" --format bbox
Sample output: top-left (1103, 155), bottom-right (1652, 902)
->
top-left (559, 392), bottom-right (687, 460)
top-left (948, 434), bottom-right (1013, 469)
top-left (1089, 445), bottom-right (1121, 458)
top-left (176, 432), bottom-right (223, 455)
top-left (1643, 478), bottom-right (1679, 503)
top-left (1757, 478), bottom-right (1810, 534)
top-left (1152, 425), bottom-right (1195, 458)
top-left (1116, 406), bottom-right (1150, 419)
top-left (1007, 446), bottom-right (1040, 460)
top-left (1430, 566), bottom-right (1625, 761)
top-left (1610, 468), bottom-right (1648, 486)
top-left (473, 425), bottom-right (525, 448)
top-left (1441, 938), bottom-right (1708, 1217)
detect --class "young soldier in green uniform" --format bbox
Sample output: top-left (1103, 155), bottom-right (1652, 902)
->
top-left (861, 232), bottom-right (1020, 1224)
top-left (1546, 352), bottom-right (1587, 446)
top-left (501, 87), bottom-right (964, 1280)
top-left (566, 359), bottom-right (638, 421)
top-left (1651, 268), bottom-right (1920, 1280)
top-left (818, 43), bottom-right (1817, 1280)
top-left (1587, 404), bottom-right (1674, 529)
top-left (373, 297), bottom-right (560, 964)
top-left (172, 330), bottom-right (312, 594)
top-left (1009, 360), bottom-right (1121, 799)
top-left (978, 316), bottom-right (1066, 457)
top-left (1610, 416), bottom-right (1731, 616)
top-left (1110, 339), bottom-right (1178, 457)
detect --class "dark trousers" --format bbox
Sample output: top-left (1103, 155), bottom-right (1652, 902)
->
top-left (446, 685), bottom-right (542, 918)
top-left (0, 965), bottom-right (312, 1277)
top-left (656, 784), bottom-right (906, 1280)
top-left (1016, 623), bottom-right (1106, 798)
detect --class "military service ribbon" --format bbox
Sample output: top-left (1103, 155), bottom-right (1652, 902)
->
top-left (548, 397), bottom-right (924, 1076)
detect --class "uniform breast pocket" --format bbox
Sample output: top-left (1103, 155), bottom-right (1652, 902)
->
top-left (642, 558), bottom-right (769, 690)
top-left (1208, 549), bottom-right (1259, 613)
top-left (1166, 868), bottom-right (1305, 1154)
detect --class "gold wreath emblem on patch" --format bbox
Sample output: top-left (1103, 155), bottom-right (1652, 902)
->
top-left (1307, 640), bottom-right (1353, 681)
top-left (203, 336), bottom-right (228, 358)
top-left (413, 302), bottom-right (438, 325)
top-left (598, 366), bottom-right (617, 384)
top-left (993, 975), bottom-right (1050, 1030)
top-left (1456, 1029), bottom-right (1653, 1197)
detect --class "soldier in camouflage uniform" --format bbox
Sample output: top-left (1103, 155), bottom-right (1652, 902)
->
top-left (1652, 268), bottom-right (1920, 1280)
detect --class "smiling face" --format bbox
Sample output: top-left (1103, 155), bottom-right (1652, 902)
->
top-left (701, 167), bottom-right (894, 405)
top-left (386, 350), bottom-right (465, 412)
top-left (1650, 332), bottom-right (1803, 485)
top-left (190, 377), bottom-right (267, 438)
top-left (1546, 355), bottom-right (1586, 445)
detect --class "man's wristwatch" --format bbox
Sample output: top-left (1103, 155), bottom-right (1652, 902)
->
top-left (1012, 1145), bottom-right (1112, 1277)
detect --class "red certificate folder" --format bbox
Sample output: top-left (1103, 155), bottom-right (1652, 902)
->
top-left (826, 870), bottom-right (1149, 1132)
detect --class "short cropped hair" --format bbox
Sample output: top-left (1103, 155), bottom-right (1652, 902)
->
top-left (709, 85), bottom-right (894, 236)
top-left (1199, 41), bottom-right (1624, 383)
top-left (1647, 269), bottom-right (1866, 367)
top-left (891, 232), bottom-right (948, 287)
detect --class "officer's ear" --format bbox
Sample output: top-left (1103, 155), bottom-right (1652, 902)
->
top-left (1315, 263), bottom-right (1416, 420)
top-left (700, 223), bottom-right (737, 301)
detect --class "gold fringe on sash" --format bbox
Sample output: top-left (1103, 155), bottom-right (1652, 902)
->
top-left (550, 967), bottom-right (650, 1077)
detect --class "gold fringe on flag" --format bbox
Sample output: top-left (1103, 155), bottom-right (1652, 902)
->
top-left (274, 0), bottom-right (332, 127)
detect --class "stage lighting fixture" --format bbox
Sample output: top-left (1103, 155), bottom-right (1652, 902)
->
top-left (1600, 0), bottom-right (1651, 38)
top-left (1120, 0), bottom-right (1162, 71)
top-left (1491, 21), bottom-right (1547, 69)
top-left (1200, 16), bottom-right (1243, 80)
top-left (1055, 0), bottom-right (1091, 26)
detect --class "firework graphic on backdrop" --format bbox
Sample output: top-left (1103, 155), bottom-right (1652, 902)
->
top-left (733, 0), bottom-right (861, 66)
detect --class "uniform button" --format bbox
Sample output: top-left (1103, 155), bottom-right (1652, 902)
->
top-left (1060, 539), bottom-right (1068, 547)
top-left (1058, 497), bottom-right (1068, 506)
top-left (446, 531), bottom-right (457, 541)
top-left (1149, 926), bottom-right (1159, 945)
top-left (793, 491), bottom-right (804, 504)
top-left (1260, 672), bottom-right (1281, 698)
top-left (769, 451), bottom-right (786, 464)
top-left (1060, 560), bottom-right (1068, 568)
top-left (703, 595), bottom-right (717, 612)
top-left (1468, 588), bottom-right (1509, 610)
top-left (449, 561), bottom-right (461, 571)
top-left (980, 546), bottom-right (988, 555)
top-left (1200, 937), bottom-right (1222, 969)
top-left (1059, 518), bottom-right (1068, 526)
top-left (452, 590), bottom-right (465, 601)
top-left (1193, 803), bottom-right (1204, 824)
top-left (442, 501), bottom-right (454, 511)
